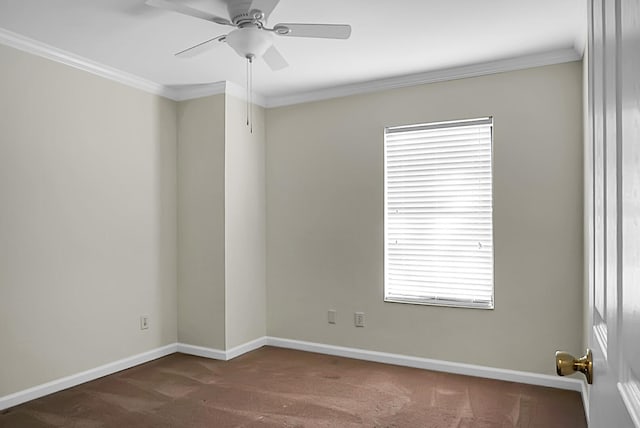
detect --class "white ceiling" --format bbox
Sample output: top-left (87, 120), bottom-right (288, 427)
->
top-left (0, 0), bottom-right (586, 100)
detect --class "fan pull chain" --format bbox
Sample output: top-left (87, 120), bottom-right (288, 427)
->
top-left (245, 55), bottom-right (254, 134)
top-left (246, 56), bottom-right (250, 127)
top-left (249, 55), bottom-right (253, 134)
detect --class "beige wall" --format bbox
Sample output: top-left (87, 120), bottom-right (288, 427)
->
top-left (0, 37), bottom-right (584, 401)
top-left (0, 44), bottom-right (178, 396)
top-left (224, 96), bottom-right (267, 348)
top-left (176, 94), bottom-right (266, 351)
top-left (177, 94), bottom-right (227, 349)
top-left (266, 62), bottom-right (584, 375)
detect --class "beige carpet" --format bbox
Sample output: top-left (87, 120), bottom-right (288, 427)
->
top-left (0, 346), bottom-right (586, 427)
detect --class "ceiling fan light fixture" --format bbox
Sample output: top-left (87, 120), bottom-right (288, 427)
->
top-left (226, 27), bottom-right (274, 59)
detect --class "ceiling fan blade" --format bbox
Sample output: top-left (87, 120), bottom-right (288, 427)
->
top-left (250, 0), bottom-right (280, 19)
top-left (274, 23), bottom-right (351, 39)
top-left (175, 35), bottom-right (227, 58)
top-left (262, 45), bottom-right (288, 71)
top-left (145, 0), bottom-right (232, 26)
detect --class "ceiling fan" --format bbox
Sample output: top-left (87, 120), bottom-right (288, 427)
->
top-left (145, 0), bottom-right (352, 70)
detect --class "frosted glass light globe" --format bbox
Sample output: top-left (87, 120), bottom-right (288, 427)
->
top-left (226, 27), bottom-right (274, 58)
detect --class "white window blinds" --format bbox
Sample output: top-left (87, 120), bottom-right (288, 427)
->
top-left (384, 117), bottom-right (494, 309)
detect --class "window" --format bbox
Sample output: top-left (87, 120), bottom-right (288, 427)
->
top-left (384, 117), bottom-right (494, 309)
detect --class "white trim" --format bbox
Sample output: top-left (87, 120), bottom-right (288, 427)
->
top-left (0, 337), bottom-right (587, 413)
top-left (176, 343), bottom-right (226, 360)
top-left (164, 82), bottom-right (227, 102)
top-left (225, 337), bottom-right (267, 360)
top-left (143, 81), bottom-right (268, 105)
top-left (0, 28), bottom-right (174, 99)
top-left (0, 339), bottom-right (263, 411)
top-left (0, 29), bottom-right (581, 106)
top-left (224, 81), bottom-right (267, 107)
top-left (618, 379), bottom-right (640, 428)
top-left (176, 337), bottom-right (267, 361)
top-left (265, 337), bottom-right (584, 392)
top-left (0, 343), bottom-right (177, 411)
top-left (265, 48), bottom-right (582, 108)
top-left (583, 382), bottom-right (591, 426)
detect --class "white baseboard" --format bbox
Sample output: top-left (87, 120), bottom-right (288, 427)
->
top-left (1, 336), bottom-right (586, 413)
top-left (176, 343), bottom-right (226, 360)
top-left (264, 337), bottom-right (584, 393)
top-left (176, 337), bottom-right (267, 361)
top-left (0, 343), bottom-right (177, 411)
top-left (225, 337), bottom-right (267, 360)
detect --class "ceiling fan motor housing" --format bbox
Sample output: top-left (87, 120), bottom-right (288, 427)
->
top-left (228, 0), bottom-right (257, 25)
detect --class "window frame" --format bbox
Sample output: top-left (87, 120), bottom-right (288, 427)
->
top-left (383, 117), bottom-right (495, 310)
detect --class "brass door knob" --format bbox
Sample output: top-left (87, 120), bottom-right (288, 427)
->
top-left (555, 348), bottom-right (593, 384)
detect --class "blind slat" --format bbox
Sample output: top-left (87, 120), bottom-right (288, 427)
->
top-left (384, 117), bottom-right (494, 309)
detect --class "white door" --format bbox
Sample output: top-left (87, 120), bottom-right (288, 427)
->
top-left (587, 0), bottom-right (640, 426)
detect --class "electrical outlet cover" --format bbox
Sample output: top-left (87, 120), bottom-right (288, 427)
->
top-left (354, 312), bottom-right (365, 327)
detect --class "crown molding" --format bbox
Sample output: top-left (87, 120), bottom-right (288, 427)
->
top-left (224, 81), bottom-right (267, 107)
top-left (1, 28), bottom-right (582, 108)
top-left (161, 82), bottom-right (267, 105)
top-left (163, 82), bottom-right (227, 101)
top-left (265, 47), bottom-right (583, 108)
top-left (0, 28), bottom-right (176, 99)
top-left (0, 28), bottom-right (267, 104)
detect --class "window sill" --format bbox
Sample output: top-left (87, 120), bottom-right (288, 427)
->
top-left (384, 296), bottom-right (494, 310)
